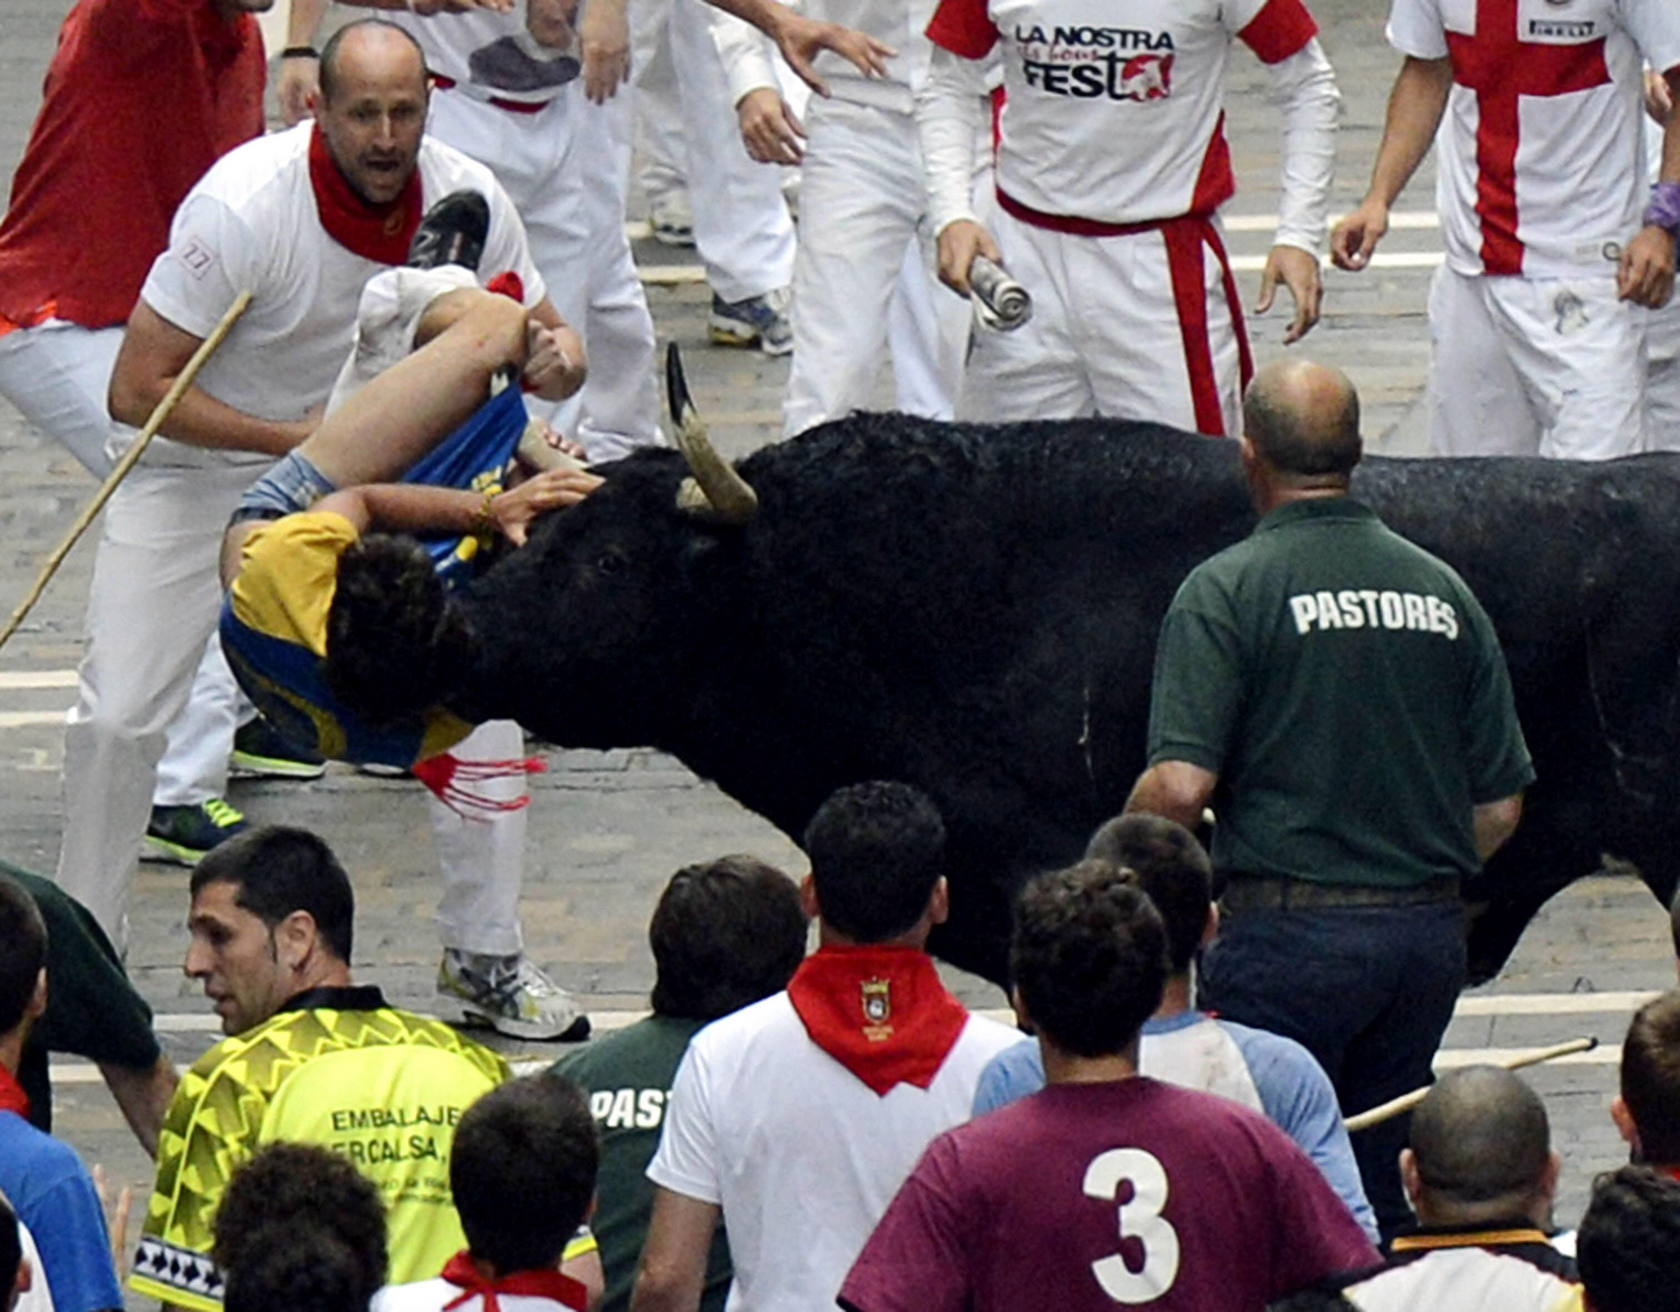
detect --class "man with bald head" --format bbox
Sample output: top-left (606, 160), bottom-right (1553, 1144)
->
top-left (1339, 1066), bottom-right (1577, 1308)
top-left (70, 17), bottom-right (588, 1036)
top-left (1126, 359), bottom-right (1533, 1239)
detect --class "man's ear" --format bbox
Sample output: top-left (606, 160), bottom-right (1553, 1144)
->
top-left (799, 873), bottom-right (820, 922)
top-left (277, 910), bottom-right (320, 973)
top-left (25, 969), bottom-right (47, 1024)
top-left (1612, 1095), bottom-right (1641, 1153)
top-left (1008, 984), bottom-right (1030, 1032)
top-left (1399, 1147), bottom-right (1422, 1207)
top-left (928, 877), bottom-right (950, 928)
top-left (1200, 903), bottom-right (1219, 949)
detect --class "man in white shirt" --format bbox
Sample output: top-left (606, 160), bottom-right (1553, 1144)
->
top-left (1331, 0), bottom-right (1680, 459)
top-left (915, 0), bottom-right (1340, 434)
top-left (64, 18), bottom-right (588, 1039)
top-left (630, 782), bottom-right (1017, 1312)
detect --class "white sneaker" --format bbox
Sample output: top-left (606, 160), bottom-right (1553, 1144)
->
top-left (326, 265), bottom-right (481, 414)
top-left (437, 949), bottom-right (590, 1041)
top-left (649, 191), bottom-right (695, 247)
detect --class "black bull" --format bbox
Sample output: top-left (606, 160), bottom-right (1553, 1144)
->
top-left (453, 410), bottom-right (1680, 988)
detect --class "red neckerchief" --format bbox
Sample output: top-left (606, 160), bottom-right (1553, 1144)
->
top-left (0, 1064), bottom-right (30, 1119)
top-left (440, 1251), bottom-right (589, 1312)
top-left (307, 123), bottom-right (422, 264)
top-left (786, 945), bottom-right (970, 1097)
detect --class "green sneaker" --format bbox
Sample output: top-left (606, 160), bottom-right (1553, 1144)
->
top-left (437, 949), bottom-right (590, 1042)
top-left (230, 717), bottom-right (326, 781)
top-left (143, 798), bottom-right (249, 866)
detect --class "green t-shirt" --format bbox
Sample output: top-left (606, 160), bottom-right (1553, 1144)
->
top-left (553, 1015), bottom-right (730, 1312)
top-left (2, 861), bottom-right (161, 1134)
top-left (1147, 497), bottom-right (1535, 886)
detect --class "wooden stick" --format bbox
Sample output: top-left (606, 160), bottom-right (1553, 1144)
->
top-left (1344, 1035), bottom-right (1598, 1132)
top-left (0, 291), bottom-right (254, 651)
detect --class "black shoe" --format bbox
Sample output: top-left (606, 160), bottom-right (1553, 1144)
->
top-left (408, 190), bottom-right (490, 272)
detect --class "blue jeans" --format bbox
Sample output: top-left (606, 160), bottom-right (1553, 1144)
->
top-left (1198, 899), bottom-right (1466, 1240)
top-left (231, 449), bottom-right (336, 522)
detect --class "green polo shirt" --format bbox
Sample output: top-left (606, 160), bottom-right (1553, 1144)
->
top-left (1147, 496), bottom-right (1534, 887)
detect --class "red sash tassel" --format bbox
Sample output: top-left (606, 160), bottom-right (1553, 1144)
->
top-left (440, 1251), bottom-right (590, 1312)
top-left (412, 753), bottom-right (547, 820)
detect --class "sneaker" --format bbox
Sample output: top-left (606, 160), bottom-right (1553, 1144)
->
top-left (648, 191), bottom-right (695, 247)
top-left (438, 949), bottom-right (591, 1042)
top-left (408, 190), bottom-right (490, 272)
top-left (143, 799), bottom-right (249, 866)
top-left (230, 717), bottom-right (326, 781)
top-left (709, 287), bottom-right (793, 356)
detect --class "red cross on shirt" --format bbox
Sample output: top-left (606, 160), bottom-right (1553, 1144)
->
top-left (1444, 0), bottom-right (1610, 275)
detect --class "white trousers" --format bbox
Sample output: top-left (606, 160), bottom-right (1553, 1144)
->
top-left (1427, 265), bottom-right (1647, 459)
top-left (426, 85), bottom-right (661, 459)
top-left (630, 0), bottom-right (795, 303)
top-left (430, 718), bottom-right (526, 955)
top-left (0, 320), bottom-right (244, 809)
top-left (782, 97), bottom-right (969, 438)
top-left (1645, 298), bottom-right (1680, 451)
top-left (960, 199), bottom-right (1243, 435)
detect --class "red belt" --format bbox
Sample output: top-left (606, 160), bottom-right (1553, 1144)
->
top-left (430, 74), bottom-right (550, 115)
top-left (996, 188), bottom-right (1254, 436)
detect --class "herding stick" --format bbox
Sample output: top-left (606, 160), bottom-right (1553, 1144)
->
top-left (0, 290), bottom-right (254, 651)
top-left (1343, 1035), bottom-right (1598, 1132)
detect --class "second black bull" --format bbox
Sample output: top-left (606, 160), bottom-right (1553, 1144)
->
top-left (448, 377), bottom-right (1680, 987)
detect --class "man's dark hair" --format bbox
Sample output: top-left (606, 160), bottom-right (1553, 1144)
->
top-left (190, 826), bottom-right (355, 963)
top-left (214, 1142), bottom-right (387, 1312)
top-left (1577, 1164), bottom-right (1680, 1312)
top-left (803, 782), bottom-right (945, 943)
top-left (452, 1073), bottom-right (599, 1274)
top-left (1011, 861), bottom-right (1169, 1059)
top-left (1408, 1066), bottom-right (1551, 1205)
top-left (1265, 1293), bottom-right (1360, 1312)
top-left (649, 856), bottom-right (806, 1020)
top-left (1243, 369), bottom-right (1361, 477)
top-left (0, 1192), bottom-right (20, 1306)
top-left (318, 19), bottom-right (427, 104)
top-left (1621, 991), bottom-right (1680, 1164)
top-left (326, 535), bottom-right (477, 727)
top-left (1084, 814), bottom-right (1212, 973)
top-left (0, 876), bottom-right (46, 1037)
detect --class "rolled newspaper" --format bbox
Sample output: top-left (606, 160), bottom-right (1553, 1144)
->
top-left (969, 255), bottom-right (1033, 332)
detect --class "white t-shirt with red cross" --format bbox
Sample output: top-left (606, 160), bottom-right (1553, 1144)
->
top-left (1388, 0), bottom-right (1680, 278)
top-left (925, 0), bottom-right (1320, 225)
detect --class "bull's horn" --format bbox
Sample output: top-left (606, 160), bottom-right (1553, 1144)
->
top-left (666, 342), bottom-right (758, 524)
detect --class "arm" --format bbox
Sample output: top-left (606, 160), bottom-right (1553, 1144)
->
top-left (1124, 761), bottom-right (1218, 833)
top-left (702, 0), bottom-right (893, 96)
top-left (524, 299), bottom-right (588, 401)
top-left (561, 1247), bottom-right (606, 1309)
top-left (108, 301), bottom-right (314, 455)
top-left (712, 0), bottom-right (807, 161)
top-left (1255, 38), bottom-right (1341, 343)
top-left (97, 1056), bottom-right (179, 1160)
top-left (277, 0), bottom-right (330, 125)
top-left (916, 46), bottom-right (999, 294)
top-left (314, 467), bottom-right (601, 547)
top-left (629, 1189), bottom-right (720, 1312)
top-left (1329, 55), bottom-right (1452, 270)
top-left (1472, 792), bottom-right (1522, 862)
top-left (1620, 66), bottom-right (1680, 307)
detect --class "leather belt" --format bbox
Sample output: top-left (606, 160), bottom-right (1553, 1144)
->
top-left (1220, 874), bottom-right (1460, 911)
top-left (431, 74), bottom-right (550, 115)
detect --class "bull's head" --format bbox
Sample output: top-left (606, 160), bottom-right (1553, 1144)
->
top-left (667, 343), bottom-right (759, 525)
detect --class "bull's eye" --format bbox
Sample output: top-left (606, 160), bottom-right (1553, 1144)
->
top-left (596, 549), bottom-right (626, 575)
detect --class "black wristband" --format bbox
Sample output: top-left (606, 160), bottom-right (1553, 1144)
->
top-left (279, 46), bottom-right (319, 59)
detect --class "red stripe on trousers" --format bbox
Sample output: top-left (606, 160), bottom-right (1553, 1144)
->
top-left (1162, 218), bottom-right (1251, 436)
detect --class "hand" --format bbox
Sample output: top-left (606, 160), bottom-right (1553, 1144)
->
top-left (523, 321), bottom-right (587, 400)
top-left (769, 9), bottom-right (894, 97)
top-left (1646, 68), bottom-right (1675, 128)
top-left (1255, 244), bottom-right (1323, 344)
top-left (1329, 197), bottom-right (1390, 271)
top-left (492, 467), bottom-right (604, 544)
top-left (579, 0), bottom-right (631, 103)
top-left (737, 88), bottom-right (805, 165)
top-left (523, 0), bottom-right (579, 45)
top-left (1619, 225), bottom-right (1677, 308)
top-left (93, 1164), bottom-right (136, 1276)
top-left (936, 219), bottom-right (1002, 295)
top-left (533, 419), bottom-right (588, 460)
top-left (277, 55), bottom-right (319, 126)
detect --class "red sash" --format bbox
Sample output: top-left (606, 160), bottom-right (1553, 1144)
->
top-left (307, 124), bottom-right (423, 265)
top-left (786, 946), bottom-right (970, 1097)
top-left (0, 1064), bottom-right (30, 1119)
top-left (440, 1251), bottom-right (590, 1312)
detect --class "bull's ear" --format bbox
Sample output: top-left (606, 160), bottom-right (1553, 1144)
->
top-left (667, 342), bottom-right (757, 524)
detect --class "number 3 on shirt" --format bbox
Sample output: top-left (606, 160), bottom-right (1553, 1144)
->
top-left (1082, 1148), bottom-right (1181, 1303)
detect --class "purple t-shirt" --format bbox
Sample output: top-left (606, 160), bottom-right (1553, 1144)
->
top-left (839, 1077), bottom-right (1379, 1312)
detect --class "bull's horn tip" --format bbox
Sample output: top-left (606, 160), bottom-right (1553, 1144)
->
top-left (665, 342), bottom-right (694, 425)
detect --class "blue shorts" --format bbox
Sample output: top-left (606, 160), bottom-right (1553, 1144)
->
top-left (231, 449), bottom-right (338, 524)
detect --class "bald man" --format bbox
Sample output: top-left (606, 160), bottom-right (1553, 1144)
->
top-left (1125, 360), bottom-right (1533, 1240)
top-left (1339, 1067), bottom-right (1577, 1308)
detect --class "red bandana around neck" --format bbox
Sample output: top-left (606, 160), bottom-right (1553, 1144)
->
top-left (0, 1064), bottom-right (30, 1119)
top-left (786, 945), bottom-right (970, 1097)
top-left (307, 124), bottom-right (423, 265)
top-left (440, 1251), bottom-right (590, 1312)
